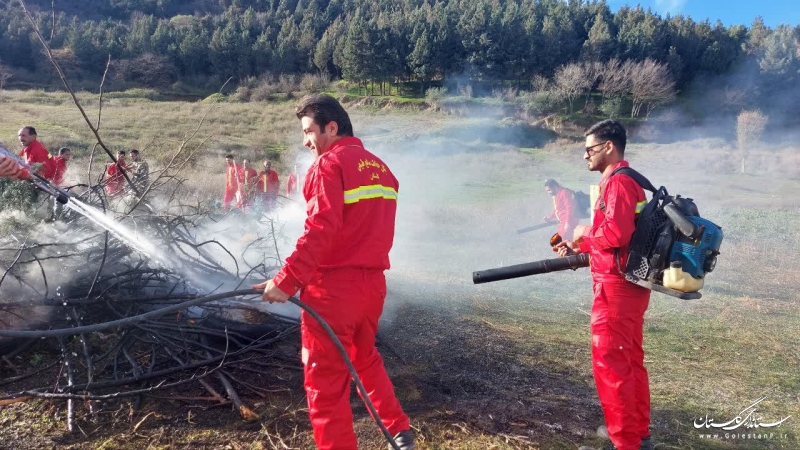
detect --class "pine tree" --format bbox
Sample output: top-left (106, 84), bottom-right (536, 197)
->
top-left (582, 11), bottom-right (614, 61)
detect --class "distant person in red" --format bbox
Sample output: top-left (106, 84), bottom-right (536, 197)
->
top-left (543, 179), bottom-right (579, 240)
top-left (18, 126), bottom-right (56, 180)
top-left (222, 154), bottom-right (239, 210)
top-left (52, 147), bottom-right (71, 186)
top-left (237, 159), bottom-right (258, 209)
top-left (286, 163), bottom-right (300, 196)
top-left (105, 150), bottom-right (128, 196)
top-left (256, 159), bottom-right (280, 210)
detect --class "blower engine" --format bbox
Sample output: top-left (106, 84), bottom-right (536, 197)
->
top-left (623, 194), bottom-right (723, 299)
top-left (473, 168), bottom-right (724, 300)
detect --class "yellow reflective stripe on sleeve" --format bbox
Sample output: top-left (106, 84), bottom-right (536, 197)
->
top-left (635, 200), bottom-right (648, 214)
top-left (343, 184), bottom-right (398, 204)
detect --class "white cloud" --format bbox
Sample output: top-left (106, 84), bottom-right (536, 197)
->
top-left (655, 0), bottom-right (688, 16)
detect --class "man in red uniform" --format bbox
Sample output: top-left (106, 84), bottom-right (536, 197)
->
top-left (255, 159), bottom-right (280, 210)
top-left (254, 94), bottom-right (415, 450)
top-left (543, 179), bottom-right (579, 241)
top-left (237, 159), bottom-right (259, 210)
top-left (18, 126), bottom-right (56, 180)
top-left (555, 120), bottom-right (652, 450)
top-left (286, 164), bottom-right (299, 196)
top-left (222, 154), bottom-right (239, 210)
top-left (105, 150), bottom-right (128, 196)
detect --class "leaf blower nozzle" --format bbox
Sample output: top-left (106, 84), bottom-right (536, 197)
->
top-left (473, 253), bottom-right (590, 284)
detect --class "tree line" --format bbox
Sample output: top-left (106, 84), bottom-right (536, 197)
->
top-left (0, 0), bottom-right (797, 111)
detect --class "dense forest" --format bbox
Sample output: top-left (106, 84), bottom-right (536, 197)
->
top-left (0, 0), bottom-right (798, 115)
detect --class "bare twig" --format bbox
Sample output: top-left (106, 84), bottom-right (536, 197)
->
top-left (97, 54), bottom-right (111, 130)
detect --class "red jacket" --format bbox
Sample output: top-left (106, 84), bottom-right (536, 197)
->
top-left (52, 156), bottom-right (68, 186)
top-left (19, 141), bottom-right (56, 181)
top-left (273, 137), bottom-right (399, 295)
top-left (547, 188), bottom-right (578, 239)
top-left (286, 172), bottom-right (298, 194)
top-left (238, 167), bottom-right (258, 190)
top-left (225, 163), bottom-right (240, 191)
top-left (106, 160), bottom-right (128, 194)
top-left (256, 170), bottom-right (280, 194)
top-left (578, 161), bottom-right (647, 279)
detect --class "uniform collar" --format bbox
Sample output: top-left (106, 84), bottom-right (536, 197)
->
top-left (600, 160), bottom-right (629, 187)
top-left (23, 140), bottom-right (43, 151)
top-left (327, 136), bottom-right (363, 153)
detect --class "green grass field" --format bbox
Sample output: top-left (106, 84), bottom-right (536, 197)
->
top-left (0, 89), bottom-right (798, 449)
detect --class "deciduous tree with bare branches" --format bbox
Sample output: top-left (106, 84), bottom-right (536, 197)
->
top-left (737, 109), bottom-right (769, 173)
top-left (554, 63), bottom-right (591, 113)
top-left (598, 58), bottom-right (631, 101)
top-left (629, 58), bottom-right (676, 118)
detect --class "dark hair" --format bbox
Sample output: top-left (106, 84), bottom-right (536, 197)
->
top-left (584, 119), bottom-right (627, 155)
top-left (225, 154), bottom-right (234, 159)
top-left (544, 179), bottom-right (559, 188)
top-left (295, 94), bottom-right (354, 137)
top-left (130, 149), bottom-right (139, 155)
top-left (117, 150), bottom-right (126, 156)
top-left (58, 147), bottom-right (70, 155)
top-left (22, 126), bottom-right (37, 136)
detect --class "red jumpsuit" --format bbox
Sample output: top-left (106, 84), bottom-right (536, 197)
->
top-left (578, 161), bottom-right (650, 450)
top-left (223, 163), bottom-right (240, 209)
top-left (255, 169), bottom-right (280, 208)
top-left (547, 188), bottom-right (579, 240)
top-left (19, 141), bottom-right (56, 181)
top-left (286, 172), bottom-right (298, 195)
top-left (273, 136), bottom-right (409, 449)
top-left (105, 161), bottom-right (127, 196)
top-left (237, 167), bottom-right (258, 209)
top-left (52, 156), bottom-right (68, 186)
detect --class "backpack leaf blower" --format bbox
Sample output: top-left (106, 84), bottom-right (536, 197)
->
top-left (473, 168), bottom-right (724, 300)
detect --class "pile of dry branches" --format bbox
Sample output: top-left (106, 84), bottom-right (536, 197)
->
top-left (0, 0), bottom-right (303, 433)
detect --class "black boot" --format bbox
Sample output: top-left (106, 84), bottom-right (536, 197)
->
top-left (389, 430), bottom-right (416, 450)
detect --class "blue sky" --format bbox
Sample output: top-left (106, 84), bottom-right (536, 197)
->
top-left (608, 0), bottom-right (800, 28)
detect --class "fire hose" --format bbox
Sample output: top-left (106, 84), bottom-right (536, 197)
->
top-left (0, 288), bottom-right (401, 449)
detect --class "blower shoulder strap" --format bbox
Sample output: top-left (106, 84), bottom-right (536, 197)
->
top-left (610, 166), bottom-right (657, 193)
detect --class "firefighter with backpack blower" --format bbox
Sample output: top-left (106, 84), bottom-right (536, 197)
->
top-left (473, 120), bottom-right (723, 449)
top-left (555, 120), bottom-right (653, 450)
top-left (543, 179), bottom-right (590, 243)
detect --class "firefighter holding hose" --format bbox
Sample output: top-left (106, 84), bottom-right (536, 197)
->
top-left (555, 120), bottom-right (653, 450)
top-left (253, 94), bottom-right (415, 450)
